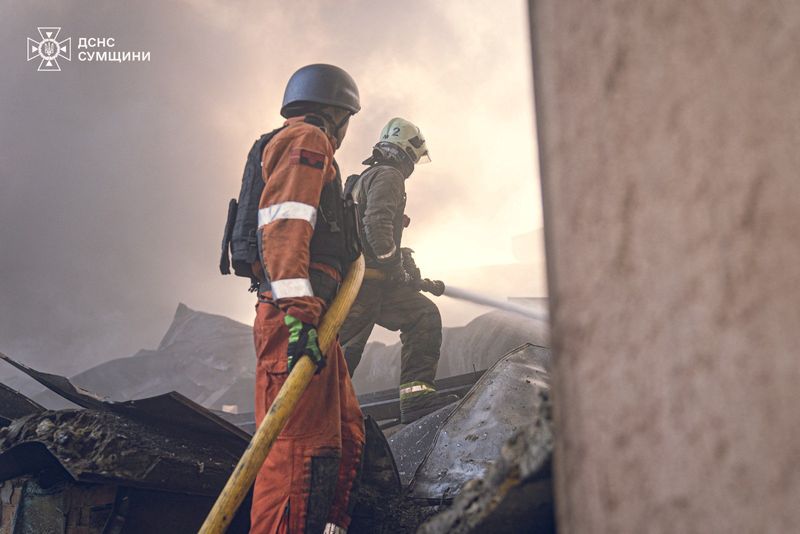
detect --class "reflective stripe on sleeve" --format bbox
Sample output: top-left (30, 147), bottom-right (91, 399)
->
top-left (375, 244), bottom-right (397, 261)
top-left (270, 278), bottom-right (314, 299)
top-left (258, 201), bottom-right (317, 228)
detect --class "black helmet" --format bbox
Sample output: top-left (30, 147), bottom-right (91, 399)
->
top-left (281, 64), bottom-right (361, 118)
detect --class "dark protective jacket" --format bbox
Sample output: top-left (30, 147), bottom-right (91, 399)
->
top-left (351, 142), bottom-right (413, 269)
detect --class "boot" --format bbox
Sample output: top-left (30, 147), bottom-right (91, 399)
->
top-left (400, 392), bottom-right (460, 424)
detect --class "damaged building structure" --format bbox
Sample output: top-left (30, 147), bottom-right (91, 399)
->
top-left (0, 304), bottom-right (554, 533)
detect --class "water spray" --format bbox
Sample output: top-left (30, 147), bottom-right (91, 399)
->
top-left (442, 284), bottom-right (547, 321)
top-left (416, 279), bottom-right (548, 321)
top-left (364, 270), bottom-right (549, 321)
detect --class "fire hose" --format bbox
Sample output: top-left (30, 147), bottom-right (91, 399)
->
top-left (199, 255), bottom-right (365, 534)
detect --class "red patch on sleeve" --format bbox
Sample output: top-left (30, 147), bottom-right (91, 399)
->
top-left (289, 148), bottom-right (325, 170)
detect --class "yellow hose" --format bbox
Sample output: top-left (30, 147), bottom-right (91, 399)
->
top-left (198, 255), bottom-right (365, 534)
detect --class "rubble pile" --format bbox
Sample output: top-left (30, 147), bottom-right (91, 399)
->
top-left (0, 306), bottom-right (555, 532)
top-left (0, 355), bottom-right (253, 533)
top-left (350, 344), bottom-right (555, 533)
top-left (0, 410), bottom-right (238, 495)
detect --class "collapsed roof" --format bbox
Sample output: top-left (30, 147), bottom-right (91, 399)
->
top-left (0, 383), bottom-right (43, 426)
top-left (0, 352), bottom-right (253, 533)
top-left (0, 307), bottom-right (554, 533)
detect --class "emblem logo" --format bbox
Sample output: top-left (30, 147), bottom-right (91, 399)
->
top-left (27, 27), bottom-right (71, 72)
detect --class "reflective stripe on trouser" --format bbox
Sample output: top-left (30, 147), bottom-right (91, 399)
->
top-left (339, 280), bottom-right (443, 387)
top-left (251, 301), bottom-right (365, 533)
top-left (399, 381), bottom-right (436, 400)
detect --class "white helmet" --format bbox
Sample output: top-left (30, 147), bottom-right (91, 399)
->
top-left (378, 117), bottom-right (431, 164)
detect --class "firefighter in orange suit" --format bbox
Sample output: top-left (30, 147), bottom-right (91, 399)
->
top-left (250, 64), bottom-right (363, 534)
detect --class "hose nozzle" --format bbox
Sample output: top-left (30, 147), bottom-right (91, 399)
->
top-left (418, 278), bottom-right (445, 296)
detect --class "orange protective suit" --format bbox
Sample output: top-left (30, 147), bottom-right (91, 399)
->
top-left (250, 117), bottom-right (365, 533)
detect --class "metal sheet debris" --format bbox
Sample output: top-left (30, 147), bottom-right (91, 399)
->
top-left (388, 404), bottom-right (454, 486)
top-left (0, 352), bottom-right (249, 451)
top-left (409, 343), bottom-right (550, 500)
top-left (417, 411), bottom-right (555, 534)
top-left (0, 351), bottom-right (255, 530)
top-left (0, 384), bottom-right (43, 426)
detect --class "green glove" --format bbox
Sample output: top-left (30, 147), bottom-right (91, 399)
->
top-left (284, 314), bottom-right (325, 372)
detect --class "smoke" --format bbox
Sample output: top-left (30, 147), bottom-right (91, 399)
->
top-left (0, 0), bottom-right (542, 377)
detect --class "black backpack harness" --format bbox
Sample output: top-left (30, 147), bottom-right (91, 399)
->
top-left (220, 119), bottom-right (361, 303)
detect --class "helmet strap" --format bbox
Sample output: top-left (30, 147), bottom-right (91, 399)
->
top-left (306, 110), bottom-right (350, 148)
top-left (363, 142), bottom-right (415, 178)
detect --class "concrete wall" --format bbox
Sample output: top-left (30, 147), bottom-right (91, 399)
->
top-left (529, 2), bottom-right (800, 532)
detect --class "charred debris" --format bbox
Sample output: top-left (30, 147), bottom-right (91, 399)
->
top-left (0, 336), bottom-right (553, 533)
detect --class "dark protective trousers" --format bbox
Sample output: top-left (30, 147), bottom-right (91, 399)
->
top-left (339, 280), bottom-right (443, 387)
top-left (251, 301), bottom-right (365, 533)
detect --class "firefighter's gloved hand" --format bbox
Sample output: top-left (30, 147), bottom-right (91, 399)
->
top-left (386, 262), bottom-right (411, 285)
top-left (400, 248), bottom-right (421, 285)
top-left (284, 314), bottom-right (325, 372)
